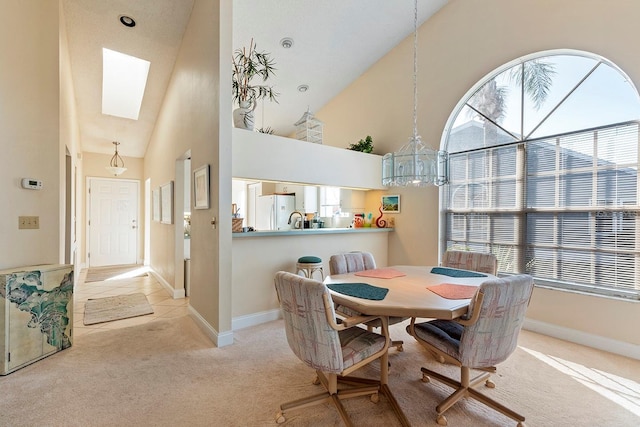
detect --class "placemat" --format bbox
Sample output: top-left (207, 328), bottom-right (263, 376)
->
top-left (430, 266), bottom-right (487, 278)
top-left (327, 282), bottom-right (389, 300)
top-left (354, 268), bottom-right (406, 279)
top-left (427, 283), bottom-right (478, 300)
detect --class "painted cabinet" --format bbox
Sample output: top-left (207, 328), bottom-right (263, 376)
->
top-left (0, 264), bottom-right (73, 375)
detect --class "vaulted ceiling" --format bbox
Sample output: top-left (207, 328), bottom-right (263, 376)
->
top-left (62, 0), bottom-right (448, 158)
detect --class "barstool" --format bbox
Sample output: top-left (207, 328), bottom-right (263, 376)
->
top-left (296, 256), bottom-right (324, 280)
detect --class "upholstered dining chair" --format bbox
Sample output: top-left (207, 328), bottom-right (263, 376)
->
top-left (329, 251), bottom-right (406, 351)
top-left (273, 271), bottom-right (391, 426)
top-left (406, 274), bottom-right (534, 427)
top-left (442, 249), bottom-right (498, 275)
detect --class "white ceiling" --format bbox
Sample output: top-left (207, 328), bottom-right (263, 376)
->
top-left (62, 0), bottom-right (448, 158)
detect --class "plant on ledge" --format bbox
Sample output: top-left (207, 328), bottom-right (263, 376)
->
top-left (232, 39), bottom-right (279, 130)
top-left (348, 135), bottom-right (374, 153)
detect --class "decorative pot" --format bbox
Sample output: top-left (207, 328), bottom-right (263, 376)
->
top-left (233, 100), bottom-right (255, 130)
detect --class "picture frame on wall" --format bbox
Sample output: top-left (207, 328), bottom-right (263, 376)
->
top-left (193, 164), bottom-right (210, 210)
top-left (160, 181), bottom-right (174, 224)
top-left (152, 188), bottom-right (161, 222)
top-left (381, 195), bottom-right (400, 213)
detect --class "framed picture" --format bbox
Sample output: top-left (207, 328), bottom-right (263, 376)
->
top-left (160, 181), bottom-right (174, 224)
top-left (193, 164), bottom-right (210, 210)
top-left (152, 188), bottom-right (161, 222)
top-left (381, 195), bottom-right (400, 213)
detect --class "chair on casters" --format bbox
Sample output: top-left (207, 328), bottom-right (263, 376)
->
top-left (329, 251), bottom-right (406, 352)
top-left (442, 250), bottom-right (498, 275)
top-left (406, 274), bottom-right (534, 427)
top-left (273, 271), bottom-right (392, 426)
top-left (296, 255), bottom-right (324, 280)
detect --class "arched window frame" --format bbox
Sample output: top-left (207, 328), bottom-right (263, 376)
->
top-left (440, 49), bottom-right (640, 300)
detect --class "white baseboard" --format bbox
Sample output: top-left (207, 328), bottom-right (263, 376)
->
top-left (524, 318), bottom-right (640, 360)
top-left (147, 269), bottom-right (185, 299)
top-left (189, 306), bottom-right (234, 347)
top-left (232, 309), bottom-right (282, 331)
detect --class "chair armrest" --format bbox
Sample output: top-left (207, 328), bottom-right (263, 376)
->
top-left (454, 290), bottom-right (484, 326)
top-left (322, 293), bottom-right (386, 331)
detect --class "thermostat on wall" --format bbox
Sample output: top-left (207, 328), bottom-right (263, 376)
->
top-left (21, 178), bottom-right (43, 190)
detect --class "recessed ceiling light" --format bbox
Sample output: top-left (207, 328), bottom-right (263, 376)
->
top-left (119, 15), bottom-right (136, 28)
top-left (280, 38), bottom-right (294, 49)
top-left (297, 85), bottom-right (309, 93)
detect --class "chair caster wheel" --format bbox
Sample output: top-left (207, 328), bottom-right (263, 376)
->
top-left (485, 379), bottom-right (495, 388)
top-left (275, 412), bottom-right (285, 424)
top-left (370, 393), bottom-right (379, 403)
top-left (312, 375), bottom-right (320, 385)
top-left (436, 414), bottom-right (448, 426)
top-left (517, 422), bottom-right (526, 427)
top-left (421, 373), bottom-right (430, 383)
top-left (396, 344), bottom-right (404, 352)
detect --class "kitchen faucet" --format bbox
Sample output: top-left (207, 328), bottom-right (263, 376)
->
top-left (287, 211), bottom-right (304, 228)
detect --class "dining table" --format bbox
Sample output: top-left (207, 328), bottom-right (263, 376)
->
top-left (324, 264), bottom-right (497, 320)
top-left (323, 264), bottom-right (497, 426)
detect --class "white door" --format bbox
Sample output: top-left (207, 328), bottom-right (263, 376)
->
top-left (88, 178), bottom-right (139, 267)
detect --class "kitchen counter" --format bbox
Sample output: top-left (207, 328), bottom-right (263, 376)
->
top-left (232, 227), bottom-right (392, 238)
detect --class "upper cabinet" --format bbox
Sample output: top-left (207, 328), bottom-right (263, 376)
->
top-left (232, 129), bottom-right (384, 190)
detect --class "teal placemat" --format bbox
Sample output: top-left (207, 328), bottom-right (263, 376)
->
top-left (430, 267), bottom-right (487, 278)
top-left (327, 282), bottom-right (388, 300)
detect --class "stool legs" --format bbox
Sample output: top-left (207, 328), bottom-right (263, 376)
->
top-left (296, 264), bottom-right (324, 280)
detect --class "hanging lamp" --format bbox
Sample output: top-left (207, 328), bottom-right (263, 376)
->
top-left (106, 141), bottom-right (127, 176)
top-left (382, 0), bottom-right (447, 187)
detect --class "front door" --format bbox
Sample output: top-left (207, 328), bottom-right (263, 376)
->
top-left (88, 178), bottom-right (139, 267)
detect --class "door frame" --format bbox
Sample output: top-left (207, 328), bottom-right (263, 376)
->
top-left (85, 176), bottom-right (141, 268)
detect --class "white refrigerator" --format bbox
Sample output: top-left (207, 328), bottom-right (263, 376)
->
top-left (256, 195), bottom-right (296, 231)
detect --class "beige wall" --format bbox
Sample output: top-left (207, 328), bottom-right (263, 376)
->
top-left (318, 0), bottom-right (640, 353)
top-left (143, 0), bottom-right (233, 340)
top-left (0, 1), bottom-right (62, 270)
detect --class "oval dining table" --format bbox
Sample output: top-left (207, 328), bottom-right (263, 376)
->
top-left (324, 265), bottom-right (497, 320)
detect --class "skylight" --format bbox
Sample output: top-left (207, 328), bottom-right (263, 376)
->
top-left (102, 48), bottom-right (150, 120)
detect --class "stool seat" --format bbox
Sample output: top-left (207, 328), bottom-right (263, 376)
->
top-left (298, 256), bottom-right (322, 264)
top-left (296, 256), bottom-right (324, 280)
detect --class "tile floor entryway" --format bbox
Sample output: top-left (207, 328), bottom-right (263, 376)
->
top-left (73, 267), bottom-right (189, 337)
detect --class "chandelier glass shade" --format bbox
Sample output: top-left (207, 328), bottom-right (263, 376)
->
top-left (106, 141), bottom-right (127, 176)
top-left (382, 0), bottom-right (447, 188)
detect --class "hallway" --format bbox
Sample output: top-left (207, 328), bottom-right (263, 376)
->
top-left (73, 267), bottom-right (189, 337)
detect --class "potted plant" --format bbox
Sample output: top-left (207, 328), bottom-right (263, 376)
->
top-left (348, 135), bottom-right (374, 153)
top-left (232, 39), bottom-right (279, 130)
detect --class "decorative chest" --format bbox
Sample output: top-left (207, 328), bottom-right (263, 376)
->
top-left (0, 264), bottom-right (74, 375)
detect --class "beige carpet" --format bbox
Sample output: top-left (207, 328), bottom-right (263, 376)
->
top-left (0, 316), bottom-right (638, 426)
top-left (83, 293), bottom-right (154, 325)
top-left (84, 264), bottom-right (148, 282)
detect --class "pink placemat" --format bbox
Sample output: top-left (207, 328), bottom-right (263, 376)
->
top-left (354, 268), bottom-right (407, 279)
top-left (428, 283), bottom-right (477, 300)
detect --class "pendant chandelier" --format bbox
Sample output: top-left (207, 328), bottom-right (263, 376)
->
top-left (106, 141), bottom-right (127, 176)
top-left (382, 0), bottom-right (447, 187)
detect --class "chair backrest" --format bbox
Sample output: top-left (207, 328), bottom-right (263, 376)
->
top-left (329, 251), bottom-right (377, 275)
top-left (442, 250), bottom-right (498, 275)
top-left (274, 271), bottom-right (344, 373)
top-left (459, 274), bottom-right (534, 368)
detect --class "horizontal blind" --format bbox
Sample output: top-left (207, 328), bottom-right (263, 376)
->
top-left (524, 122), bottom-right (640, 297)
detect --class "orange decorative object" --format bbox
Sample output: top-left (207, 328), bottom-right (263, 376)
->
top-left (353, 214), bottom-right (364, 228)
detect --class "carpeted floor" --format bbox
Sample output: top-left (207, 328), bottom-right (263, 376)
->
top-left (84, 264), bottom-right (148, 283)
top-left (0, 316), bottom-right (638, 426)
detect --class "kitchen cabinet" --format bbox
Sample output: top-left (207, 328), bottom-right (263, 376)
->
top-left (0, 264), bottom-right (73, 375)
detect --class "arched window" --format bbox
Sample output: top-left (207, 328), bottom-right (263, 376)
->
top-left (441, 50), bottom-right (640, 299)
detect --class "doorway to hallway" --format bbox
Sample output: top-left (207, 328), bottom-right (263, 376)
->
top-left (87, 178), bottom-right (139, 267)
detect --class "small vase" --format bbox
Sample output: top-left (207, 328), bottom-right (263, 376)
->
top-left (233, 100), bottom-right (255, 130)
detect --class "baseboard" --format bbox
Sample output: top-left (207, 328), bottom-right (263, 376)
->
top-left (232, 309), bottom-right (282, 331)
top-left (524, 318), bottom-right (640, 360)
top-left (147, 269), bottom-right (185, 299)
top-left (188, 306), bottom-right (234, 347)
